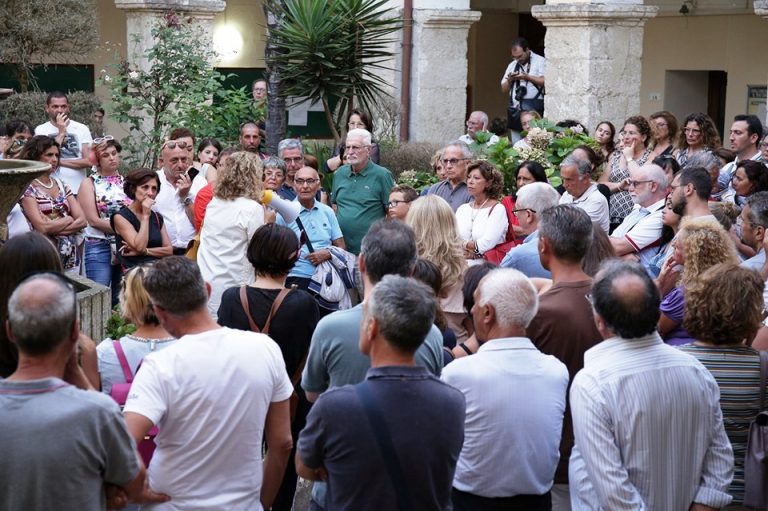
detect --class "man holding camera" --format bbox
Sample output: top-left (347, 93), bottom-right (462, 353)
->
top-left (155, 136), bottom-right (207, 254)
top-left (501, 37), bottom-right (546, 141)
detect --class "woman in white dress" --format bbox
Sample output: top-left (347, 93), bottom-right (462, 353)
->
top-left (455, 161), bottom-right (508, 266)
top-left (197, 152), bottom-right (265, 319)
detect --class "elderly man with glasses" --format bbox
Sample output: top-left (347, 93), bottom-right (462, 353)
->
top-left (331, 128), bottom-right (394, 255)
top-left (155, 135), bottom-right (207, 254)
top-left (425, 141), bottom-right (473, 212)
top-left (609, 164), bottom-right (668, 270)
top-left (277, 138), bottom-right (306, 201)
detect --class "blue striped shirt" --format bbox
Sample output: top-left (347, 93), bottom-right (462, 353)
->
top-left (569, 333), bottom-right (733, 510)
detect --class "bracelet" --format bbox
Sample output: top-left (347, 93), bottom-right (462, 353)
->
top-left (143, 248), bottom-right (149, 256)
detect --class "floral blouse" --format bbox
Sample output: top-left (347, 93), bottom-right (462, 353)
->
top-left (85, 174), bottom-right (130, 240)
top-left (23, 177), bottom-right (80, 270)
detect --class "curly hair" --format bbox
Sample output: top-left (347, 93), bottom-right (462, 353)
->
top-left (677, 217), bottom-right (739, 287)
top-left (623, 116), bottom-right (652, 148)
top-left (649, 111), bottom-right (679, 146)
top-left (405, 196), bottom-right (466, 294)
top-left (214, 151), bottom-right (264, 201)
top-left (677, 112), bottom-right (722, 152)
top-left (18, 135), bottom-right (58, 162)
top-left (684, 264), bottom-right (764, 345)
top-left (466, 160), bottom-right (504, 200)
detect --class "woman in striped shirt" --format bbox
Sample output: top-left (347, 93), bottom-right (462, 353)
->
top-left (680, 263), bottom-right (765, 506)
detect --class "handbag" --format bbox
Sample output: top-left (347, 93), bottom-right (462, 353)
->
top-left (356, 381), bottom-right (414, 511)
top-left (239, 286), bottom-right (306, 419)
top-left (744, 351), bottom-right (768, 509)
top-left (483, 197), bottom-right (521, 265)
top-left (110, 340), bottom-right (159, 466)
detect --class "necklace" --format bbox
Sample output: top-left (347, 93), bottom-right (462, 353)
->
top-left (34, 177), bottom-right (54, 189)
top-left (125, 334), bottom-right (174, 343)
top-left (470, 198), bottom-right (490, 232)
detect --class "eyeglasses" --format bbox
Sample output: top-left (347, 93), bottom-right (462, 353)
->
top-left (295, 178), bottom-right (319, 186)
top-left (388, 200), bottom-right (411, 207)
top-left (684, 128), bottom-right (702, 135)
top-left (282, 157), bottom-right (303, 164)
top-left (511, 207), bottom-right (536, 214)
top-left (93, 135), bottom-right (115, 144)
top-left (441, 158), bottom-right (468, 166)
top-left (346, 145), bottom-right (369, 152)
top-left (11, 138), bottom-right (27, 147)
top-left (627, 180), bottom-right (653, 188)
top-left (264, 171), bottom-right (284, 179)
top-left (162, 140), bottom-right (189, 150)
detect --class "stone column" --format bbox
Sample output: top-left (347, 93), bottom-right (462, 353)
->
top-left (409, 9), bottom-right (481, 144)
top-left (531, 0), bottom-right (657, 132)
top-left (114, 0), bottom-right (225, 72)
top-left (755, 0), bottom-right (768, 126)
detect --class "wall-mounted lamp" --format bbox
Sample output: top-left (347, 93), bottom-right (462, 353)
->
top-left (679, 0), bottom-right (697, 15)
top-left (213, 24), bottom-right (243, 61)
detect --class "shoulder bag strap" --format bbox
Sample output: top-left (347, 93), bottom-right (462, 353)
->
top-left (239, 286), bottom-right (260, 333)
top-left (760, 351), bottom-right (768, 409)
top-left (112, 340), bottom-right (134, 384)
top-left (355, 381), bottom-right (414, 511)
top-left (263, 288), bottom-right (291, 334)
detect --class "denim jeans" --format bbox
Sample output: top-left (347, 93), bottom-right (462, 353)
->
top-left (85, 238), bottom-right (121, 306)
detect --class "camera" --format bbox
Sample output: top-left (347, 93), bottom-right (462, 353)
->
top-left (515, 84), bottom-right (528, 101)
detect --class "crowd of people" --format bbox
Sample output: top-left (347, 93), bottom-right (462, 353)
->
top-left (0, 73), bottom-right (767, 511)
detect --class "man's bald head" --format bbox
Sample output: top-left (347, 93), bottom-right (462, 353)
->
top-left (295, 166), bottom-right (319, 181)
top-left (7, 274), bottom-right (77, 356)
top-left (591, 260), bottom-right (660, 339)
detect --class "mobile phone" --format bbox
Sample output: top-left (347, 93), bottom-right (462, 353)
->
top-left (187, 167), bottom-right (200, 181)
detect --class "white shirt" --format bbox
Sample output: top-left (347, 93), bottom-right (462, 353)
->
top-left (442, 337), bottom-right (569, 497)
top-left (35, 120), bottom-right (93, 193)
top-left (459, 133), bottom-right (500, 147)
top-left (569, 333), bottom-right (733, 510)
top-left (154, 170), bottom-right (206, 249)
top-left (456, 201), bottom-right (508, 265)
top-left (500, 52), bottom-right (546, 106)
top-left (559, 183), bottom-right (609, 232)
top-left (124, 327), bottom-right (293, 511)
top-left (610, 198), bottom-right (665, 267)
top-left (198, 197), bottom-right (264, 320)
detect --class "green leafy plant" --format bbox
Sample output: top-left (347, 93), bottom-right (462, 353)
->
top-left (101, 11), bottom-right (249, 168)
top-left (0, 0), bottom-right (99, 92)
top-left (105, 309), bottom-right (136, 340)
top-left (396, 170), bottom-right (439, 192)
top-left (266, 0), bottom-right (402, 143)
top-left (484, 138), bottom-right (521, 194)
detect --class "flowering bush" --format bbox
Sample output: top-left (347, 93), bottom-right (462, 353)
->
top-left (102, 11), bottom-right (261, 168)
top-left (397, 170), bottom-right (439, 191)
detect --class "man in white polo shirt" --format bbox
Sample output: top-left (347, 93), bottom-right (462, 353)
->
top-left (558, 153), bottom-right (609, 232)
top-left (154, 137), bottom-right (207, 254)
top-left (610, 164), bottom-right (668, 271)
top-left (34, 91), bottom-right (93, 193)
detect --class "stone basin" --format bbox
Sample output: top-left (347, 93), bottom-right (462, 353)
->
top-left (0, 159), bottom-right (50, 241)
top-left (0, 159), bottom-right (111, 341)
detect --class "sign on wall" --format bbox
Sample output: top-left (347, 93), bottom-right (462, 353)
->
top-left (747, 85), bottom-right (767, 120)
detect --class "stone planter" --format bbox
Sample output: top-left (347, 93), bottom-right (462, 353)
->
top-left (67, 273), bottom-right (112, 343)
top-left (0, 159), bottom-right (49, 241)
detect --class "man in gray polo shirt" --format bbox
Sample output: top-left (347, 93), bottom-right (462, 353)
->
top-left (302, 220), bottom-right (445, 510)
top-left (426, 141), bottom-right (473, 211)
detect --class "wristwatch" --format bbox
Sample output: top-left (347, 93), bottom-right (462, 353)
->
top-left (183, 196), bottom-right (193, 206)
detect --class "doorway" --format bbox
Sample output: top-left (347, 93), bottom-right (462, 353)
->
top-left (664, 70), bottom-right (727, 139)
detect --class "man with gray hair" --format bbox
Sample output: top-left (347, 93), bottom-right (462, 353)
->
top-left (297, 275), bottom-right (465, 510)
top-left (331, 128), bottom-right (394, 254)
top-left (277, 138), bottom-right (305, 200)
top-left (426, 141), bottom-right (473, 211)
top-left (500, 182), bottom-right (560, 278)
top-left (123, 256), bottom-right (294, 511)
top-left (738, 191), bottom-right (768, 271)
top-left (526, 205), bottom-right (601, 510)
top-left (443, 268), bottom-right (569, 511)
top-left (570, 260), bottom-right (733, 510)
top-left (610, 164), bottom-right (668, 270)
top-left (302, 220), bottom-right (444, 510)
top-left (559, 153), bottom-right (609, 232)
top-left (0, 273), bottom-right (160, 510)
top-left (459, 111), bottom-right (500, 146)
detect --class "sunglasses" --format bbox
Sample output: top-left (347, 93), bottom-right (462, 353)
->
top-left (93, 135), bottom-right (115, 144)
top-left (163, 140), bottom-right (190, 150)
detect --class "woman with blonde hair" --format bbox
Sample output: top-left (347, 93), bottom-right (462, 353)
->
top-left (406, 195), bottom-right (469, 341)
top-left (97, 265), bottom-right (176, 395)
top-left (657, 217), bottom-right (739, 345)
top-left (198, 151), bottom-right (266, 319)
